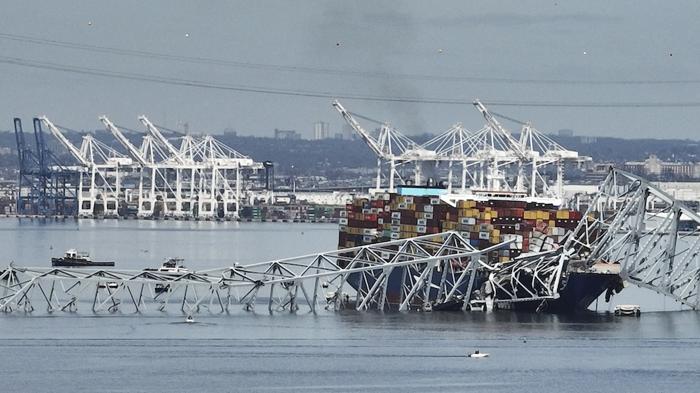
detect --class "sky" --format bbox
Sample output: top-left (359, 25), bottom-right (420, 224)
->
top-left (1, 1), bottom-right (700, 139)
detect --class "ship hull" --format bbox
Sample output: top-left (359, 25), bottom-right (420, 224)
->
top-left (345, 268), bottom-right (489, 310)
top-left (345, 270), bottom-right (620, 313)
top-left (495, 272), bottom-right (622, 313)
top-left (51, 258), bottom-right (115, 267)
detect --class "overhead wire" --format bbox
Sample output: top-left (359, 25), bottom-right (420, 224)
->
top-left (1, 32), bottom-right (700, 86)
top-left (2, 55), bottom-right (700, 108)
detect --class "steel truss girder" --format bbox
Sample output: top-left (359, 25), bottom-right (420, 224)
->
top-left (565, 168), bottom-right (700, 310)
top-left (0, 233), bottom-right (510, 315)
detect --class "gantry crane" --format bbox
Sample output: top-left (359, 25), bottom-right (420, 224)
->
top-left (41, 116), bottom-right (133, 218)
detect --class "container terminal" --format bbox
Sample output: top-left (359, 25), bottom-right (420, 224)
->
top-left (2, 101), bottom-right (699, 315)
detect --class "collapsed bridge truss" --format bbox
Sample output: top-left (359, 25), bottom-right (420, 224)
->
top-left (0, 233), bottom-right (507, 315)
top-left (566, 168), bottom-right (700, 309)
top-left (1, 169), bottom-right (699, 315)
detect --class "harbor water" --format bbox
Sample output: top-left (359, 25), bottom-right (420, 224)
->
top-left (1, 218), bottom-right (699, 392)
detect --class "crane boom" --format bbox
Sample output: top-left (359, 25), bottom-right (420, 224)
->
top-left (332, 100), bottom-right (387, 159)
top-left (100, 116), bottom-right (150, 167)
top-left (39, 116), bottom-right (90, 167)
top-left (473, 99), bottom-right (528, 160)
top-left (138, 115), bottom-right (185, 164)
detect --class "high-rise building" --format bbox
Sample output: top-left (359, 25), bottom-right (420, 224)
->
top-left (313, 121), bottom-right (330, 140)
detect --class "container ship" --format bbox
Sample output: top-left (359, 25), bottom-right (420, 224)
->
top-left (337, 186), bottom-right (623, 313)
top-left (331, 99), bottom-right (623, 313)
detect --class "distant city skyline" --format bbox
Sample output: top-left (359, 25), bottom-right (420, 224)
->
top-left (2, 1), bottom-right (700, 139)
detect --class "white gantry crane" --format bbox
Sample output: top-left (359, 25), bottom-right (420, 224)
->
top-left (471, 99), bottom-right (590, 200)
top-left (101, 116), bottom-right (186, 218)
top-left (40, 116), bottom-right (134, 218)
top-left (517, 121), bottom-right (590, 199)
top-left (136, 116), bottom-right (261, 219)
top-left (333, 100), bottom-right (445, 192)
top-left (42, 115), bottom-right (261, 219)
top-left (333, 99), bottom-right (589, 202)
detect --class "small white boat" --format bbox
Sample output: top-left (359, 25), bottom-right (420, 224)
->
top-left (614, 304), bottom-right (641, 317)
top-left (185, 315), bottom-right (194, 323)
top-left (144, 258), bottom-right (189, 274)
top-left (467, 351), bottom-right (489, 358)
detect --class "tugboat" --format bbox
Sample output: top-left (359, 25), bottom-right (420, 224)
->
top-left (51, 249), bottom-right (115, 267)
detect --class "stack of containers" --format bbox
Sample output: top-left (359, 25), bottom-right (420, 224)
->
top-left (338, 194), bottom-right (388, 247)
top-left (339, 192), bottom-right (582, 264)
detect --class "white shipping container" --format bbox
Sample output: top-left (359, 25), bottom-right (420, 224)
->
top-left (377, 218), bottom-right (384, 225)
top-left (430, 198), bottom-right (440, 205)
top-left (460, 217), bottom-right (476, 225)
top-left (391, 212), bottom-right (401, 219)
top-left (424, 205), bottom-right (434, 213)
top-left (404, 197), bottom-right (414, 204)
top-left (339, 210), bottom-right (347, 218)
top-left (479, 232), bottom-right (490, 240)
top-left (390, 232), bottom-right (400, 239)
top-left (417, 218), bottom-right (427, 226)
top-left (424, 212), bottom-right (433, 219)
top-left (339, 218), bottom-right (348, 225)
top-left (417, 225), bottom-right (426, 233)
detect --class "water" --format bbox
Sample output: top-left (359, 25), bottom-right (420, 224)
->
top-left (1, 218), bottom-right (339, 268)
top-left (1, 219), bottom-right (699, 392)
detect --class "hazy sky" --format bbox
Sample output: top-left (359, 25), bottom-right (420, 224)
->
top-left (1, 1), bottom-right (700, 139)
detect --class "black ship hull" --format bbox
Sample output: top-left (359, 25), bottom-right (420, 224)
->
top-left (51, 258), bottom-right (115, 267)
top-left (345, 270), bottom-right (621, 314)
top-left (495, 272), bottom-right (623, 313)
